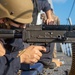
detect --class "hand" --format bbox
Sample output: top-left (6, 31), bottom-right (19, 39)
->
top-left (0, 42), bottom-right (6, 56)
top-left (45, 19), bottom-right (54, 25)
top-left (19, 45), bottom-right (46, 64)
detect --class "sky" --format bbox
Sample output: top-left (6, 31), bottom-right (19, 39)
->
top-left (52, 0), bottom-right (75, 25)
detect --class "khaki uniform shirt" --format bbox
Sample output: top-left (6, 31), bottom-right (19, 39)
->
top-left (51, 13), bottom-right (60, 25)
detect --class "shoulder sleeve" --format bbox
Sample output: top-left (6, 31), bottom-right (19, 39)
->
top-left (38, 0), bottom-right (51, 12)
top-left (0, 51), bottom-right (21, 75)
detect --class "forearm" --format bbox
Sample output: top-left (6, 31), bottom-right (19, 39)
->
top-left (46, 10), bottom-right (52, 19)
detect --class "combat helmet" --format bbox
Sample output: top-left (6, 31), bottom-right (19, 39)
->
top-left (0, 0), bottom-right (33, 23)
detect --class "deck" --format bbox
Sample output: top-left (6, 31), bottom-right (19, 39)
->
top-left (42, 52), bottom-right (72, 75)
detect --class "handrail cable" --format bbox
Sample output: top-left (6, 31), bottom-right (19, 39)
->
top-left (66, 0), bottom-right (75, 24)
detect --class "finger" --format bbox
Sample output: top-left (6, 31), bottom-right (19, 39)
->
top-left (35, 50), bottom-right (42, 57)
top-left (47, 20), bottom-right (49, 25)
top-left (31, 58), bottom-right (38, 64)
top-left (34, 46), bottom-right (46, 52)
top-left (33, 54), bottom-right (40, 60)
top-left (49, 21), bottom-right (54, 25)
top-left (51, 21), bottom-right (54, 25)
top-left (48, 22), bottom-right (51, 25)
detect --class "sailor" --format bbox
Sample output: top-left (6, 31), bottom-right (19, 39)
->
top-left (0, 0), bottom-right (46, 75)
